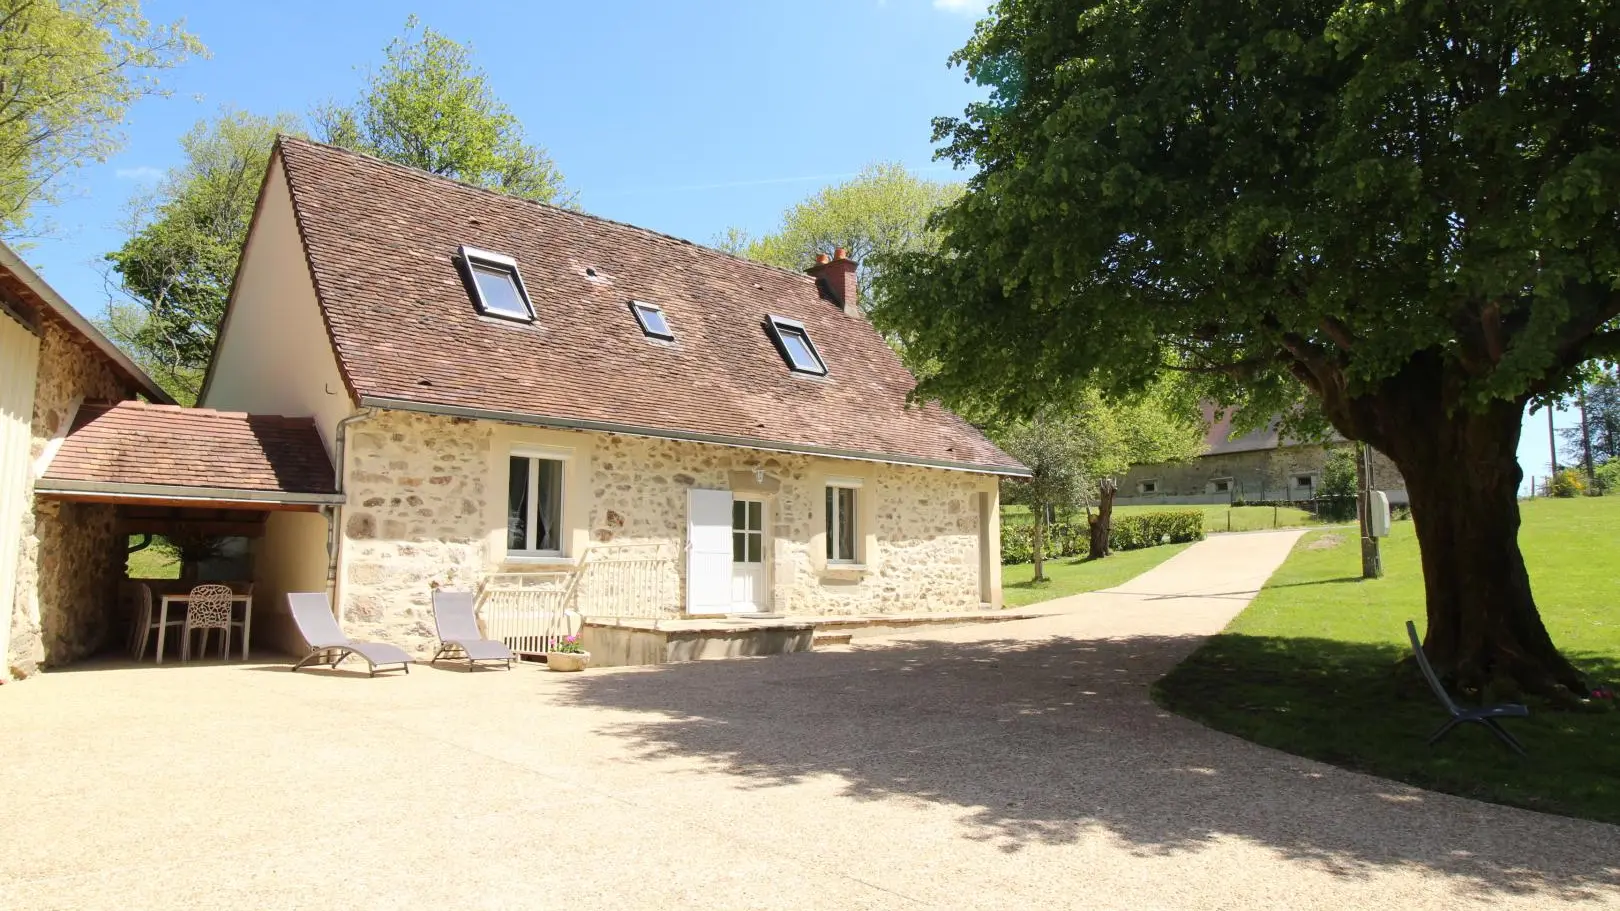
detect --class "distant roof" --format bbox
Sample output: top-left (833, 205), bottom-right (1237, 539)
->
top-left (1199, 404), bottom-right (1341, 457)
top-left (270, 137), bottom-right (1025, 476)
top-left (37, 401), bottom-right (338, 504)
top-left (0, 240), bottom-right (172, 405)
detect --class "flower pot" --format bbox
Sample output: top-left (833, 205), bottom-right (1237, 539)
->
top-left (545, 651), bottom-right (591, 672)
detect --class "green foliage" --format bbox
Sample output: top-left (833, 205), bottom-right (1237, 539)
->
top-left (312, 16), bottom-right (571, 205)
top-left (1000, 510), bottom-right (1202, 564)
top-left (1559, 368), bottom-right (1620, 468)
top-left (103, 109), bottom-right (298, 403)
top-left (728, 163), bottom-right (961, 311)
top-left (1316, 446), bottom-right (1359, 521)
top-left (877, 0), bottom-right (1620, 430)
top-left (1596, 460), bottom-right (1620, 495)
top-left (1546, 468), bottom-right (1586, 498)
top-left (0, 0), bottom-right (203, 236)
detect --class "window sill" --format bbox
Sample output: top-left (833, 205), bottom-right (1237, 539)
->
top-left (501, 554), bottom-right (577, 568)
top-left (821, 562), bottom-right (869, 575)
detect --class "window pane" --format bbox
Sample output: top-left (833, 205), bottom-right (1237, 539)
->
top-left (636, 305), bottom-right (671, 337)
top-left (733, 499), bottom-right (746, 530)
top-left (733, 531), bottom-right (746, 562)
top-left (507, 457), bottom-right (530, 550)
top-left (747, 500), bottom-right (762, 531)
top-left (472, 264), bottom-right (530, 318)
top-left (780, 329), bottom-right (822, 372)
top-left (825, 487), bottom-right (835, 559)
top-left (534, 458), bottom-right (563, 551)
top-left (837, 487), bottom-right (856, 562)
top-left (747, 533), bottom-right (762, 563)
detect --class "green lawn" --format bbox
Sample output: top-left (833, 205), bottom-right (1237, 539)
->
top-left (127, 537), bottom-right (181, 579)
top-left (1004, 502), bottom-right (1326, 533)
top-left (1002, 542), bottom-right (1193, 608)
top-left (1155, 496), bottom-right (1620, 825)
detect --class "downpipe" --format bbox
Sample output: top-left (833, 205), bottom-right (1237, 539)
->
top-left (326, 408), bottom-right (378, 605)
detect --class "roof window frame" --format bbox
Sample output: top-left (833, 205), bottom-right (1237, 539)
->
top-left (764, 314), bottom-right (828, 376)
top-left (629, 300), bottom-right (675, 341)
top-left (457, 245), bottom-right (535, 323)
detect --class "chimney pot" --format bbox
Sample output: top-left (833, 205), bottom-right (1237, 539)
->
top-left (833, 246), bottom-right (847, 260)
top-left (814, 253), bottom-right (831, 265)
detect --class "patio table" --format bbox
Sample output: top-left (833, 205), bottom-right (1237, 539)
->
top-left (155, 590), bottom-right (253, 664)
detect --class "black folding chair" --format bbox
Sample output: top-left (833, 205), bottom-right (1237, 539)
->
top-left (1406, 620), bottom-right (1528, 755)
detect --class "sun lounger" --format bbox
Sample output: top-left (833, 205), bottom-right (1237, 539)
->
top-left (287, 592), bottom-right (412, 677)
top-left (1406, 620), bottom-right (1528, 755)
top-left (430, 590), bottom-right (514, 670)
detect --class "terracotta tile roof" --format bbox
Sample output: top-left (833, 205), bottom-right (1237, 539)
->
top-left (40, 401), bottom-right (337, 496)
top-left (274, 137), bottom-right (1025, 475)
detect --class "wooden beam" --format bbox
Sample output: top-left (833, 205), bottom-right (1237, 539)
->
top-left (116, 518), bottom-right (270, 538)
top-left (38, 491), bottom-right (320, 512)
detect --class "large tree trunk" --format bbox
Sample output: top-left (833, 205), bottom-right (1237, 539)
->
top-left (1375, 397), bottom-right (1584, 698)
top-left (1089, 479), bottom-right (1116, 559)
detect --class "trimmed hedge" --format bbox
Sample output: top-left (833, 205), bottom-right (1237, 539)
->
top-left (1001, 510), bottom-right (1204, 565)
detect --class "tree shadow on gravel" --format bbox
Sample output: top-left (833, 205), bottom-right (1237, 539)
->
top-left (554, 632), bottom-right (1620, 903)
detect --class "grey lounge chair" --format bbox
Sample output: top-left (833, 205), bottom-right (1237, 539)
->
top-left (1406, 620), bottom-right (1528, 755)
top-left (430, 590), bottom-right (513, 670)
top-left (287, 592), bottom-right (412, 677)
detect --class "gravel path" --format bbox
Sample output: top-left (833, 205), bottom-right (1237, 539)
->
top-left (1, 529), bottom-right (1614, 909)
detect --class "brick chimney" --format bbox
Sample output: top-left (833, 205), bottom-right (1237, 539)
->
top-left (807, 247), bottom-right (860, 317)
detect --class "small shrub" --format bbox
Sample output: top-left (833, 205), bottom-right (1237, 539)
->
top-left (1545, 468), bottom-right (1586, 498)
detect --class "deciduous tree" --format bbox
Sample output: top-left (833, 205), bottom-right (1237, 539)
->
top-left (312, 16), bottom-right (571, 205)
top-left (729, 163), bottom-right (960, 310)
top-left (103, 109), bottom-right (297, 402)
top-left (0, 0), bottom-right (202, 236)
top-left (878, 0), bottom-right (1620, 695)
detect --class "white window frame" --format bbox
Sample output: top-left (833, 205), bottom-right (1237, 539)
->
top-left (629, 300), bottom-right (675, 341)
top-left (1294, 474), bottom-right (1316, 488)
top-left (506, 447), bottom-right (569, 558)
top-left (459, 245), bottom-right (535, 322)
top-left (765, 314), bottom-right (829, 376)
top-left (826, 478), bottom-right (862, 564)
top-left (1211, 477), bottom-right (1233, 493)
top-left (1138, 479), bottom-right (1159, 494)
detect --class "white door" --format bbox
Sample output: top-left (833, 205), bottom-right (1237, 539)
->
top-left (686, 488), bottom-right (734, 614)
top-left (730, 498), bottom-right (769, 612)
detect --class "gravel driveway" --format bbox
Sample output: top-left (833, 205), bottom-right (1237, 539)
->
top-left (1, 530), bottom-right (1614, 909)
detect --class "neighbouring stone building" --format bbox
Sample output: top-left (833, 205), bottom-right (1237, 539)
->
top-left (0, 243), bottom-right (174, 678)
top-left (194, 137), bottom-right (1024, 658)
top-left (1116, 406), bottom-right (1408, 507)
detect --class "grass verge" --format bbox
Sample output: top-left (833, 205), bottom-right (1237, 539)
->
top-left (1002, 542), bottom-right (1193, 608)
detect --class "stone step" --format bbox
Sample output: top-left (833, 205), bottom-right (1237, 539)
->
top-left (813, 633), bottom-right (854, 647)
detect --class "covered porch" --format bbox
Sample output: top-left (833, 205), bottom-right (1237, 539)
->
top-left (24, 401), bottom-right (341, 670)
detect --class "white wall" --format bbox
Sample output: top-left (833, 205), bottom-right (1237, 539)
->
top-left (0, 314), bottom-right (40, 671)
top-left (201, 152), bottom-right (353, 452)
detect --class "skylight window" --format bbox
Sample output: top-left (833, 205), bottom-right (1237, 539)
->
top-left (629, 301), bottom-right (674, 340)
top-left (457, 245), bottom-right (534, 321)
top-left (765, 315), bottom-right (828, 375)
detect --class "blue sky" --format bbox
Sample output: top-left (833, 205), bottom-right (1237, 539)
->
top-left (20, 0), bottom-right (1573, 487)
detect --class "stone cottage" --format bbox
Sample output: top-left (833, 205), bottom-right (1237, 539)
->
top-left (198, 137), bottom-right (1027, 656)
top-left (1116, 405), bottom-right (1407, 507)
top-left (0, 241), bottom-right (175, 677)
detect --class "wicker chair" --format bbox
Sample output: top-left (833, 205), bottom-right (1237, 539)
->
top-left (183, 584), bottom-right (235, 661)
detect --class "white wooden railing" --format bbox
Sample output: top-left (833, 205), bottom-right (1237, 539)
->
top-left (478, 544), bottom-right (677, 655)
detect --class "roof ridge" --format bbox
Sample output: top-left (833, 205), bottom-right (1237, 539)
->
top-left (103, 400), bottom-right (314, 425)
top-left (275, 135), bottom-right (823, 287)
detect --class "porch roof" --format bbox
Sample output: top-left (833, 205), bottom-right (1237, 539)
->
top-left (35, 401), bottom-right (342, 509)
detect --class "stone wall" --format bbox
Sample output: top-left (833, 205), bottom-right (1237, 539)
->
top-left (337, 410), bottom-right (998, 656)
top-left (1116, 442), bottom-right (1408, 507)
top-left (9, 319), bottom-right (130, 676)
